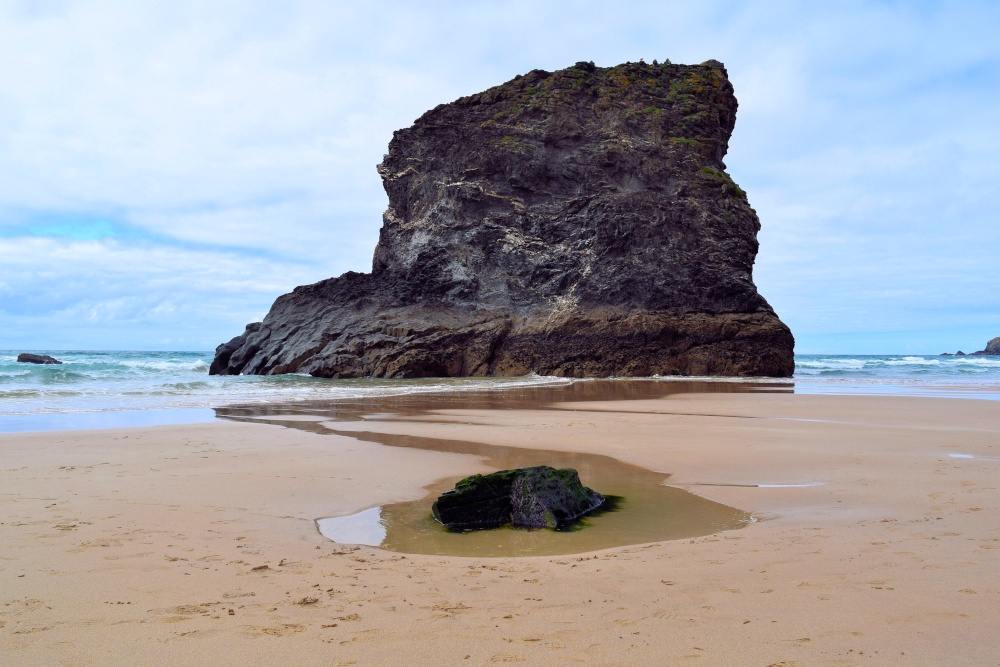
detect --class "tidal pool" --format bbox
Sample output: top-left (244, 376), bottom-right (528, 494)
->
top-left (313, 444), bottom-right (751, 557)
top-left (217, 379), bottom-right (768, 557)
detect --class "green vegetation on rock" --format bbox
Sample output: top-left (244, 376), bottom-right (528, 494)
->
top-left (432, 466), bottom-right (606, 531)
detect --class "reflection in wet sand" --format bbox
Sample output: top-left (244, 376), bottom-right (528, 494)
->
top-left (216, 377), bottom-right (790, 424)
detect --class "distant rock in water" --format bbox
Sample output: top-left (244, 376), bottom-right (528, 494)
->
top-left (210, 59), bottom-right (794, 378)
top-left (432, 466), bottom-right (605, 531)
top-left (973, 337), bottom-right (1000, 356)
top-left (944, 338), bottom-right (999, 356)
top-left (17, 353), bottom-right (62, 365)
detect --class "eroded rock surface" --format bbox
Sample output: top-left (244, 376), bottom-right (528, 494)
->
top-left (432, 466), bottom-right (605, 531)
top-left (211, 59), bottom-right (794, 378)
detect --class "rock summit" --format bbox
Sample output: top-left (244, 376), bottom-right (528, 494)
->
top-left (211, 60), bottom-right (794, 378)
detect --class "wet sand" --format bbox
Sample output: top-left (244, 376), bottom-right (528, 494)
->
top-left (2, 387), bottom-right (1000, 665)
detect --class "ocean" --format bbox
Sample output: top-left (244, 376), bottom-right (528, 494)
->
top-left (2, 351), bottom-right (999, 433)
top-left (792, 353), bottom-right (1000, 398)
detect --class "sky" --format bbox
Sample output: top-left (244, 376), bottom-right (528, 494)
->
top-left (1, 1), bottom-right (998, 355)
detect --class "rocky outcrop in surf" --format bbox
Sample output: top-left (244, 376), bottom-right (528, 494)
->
top-left (943, 337), bottom-right (1000, 356)
top-left (17, 353), bottom-right (62, 365)
top-left (975, 337), bottom-right (1000, 355)
top-left (210, 59), bottom-right (794, 378)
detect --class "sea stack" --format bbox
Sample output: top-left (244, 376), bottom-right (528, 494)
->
top-left (211, 60), bottom-right (794, 378)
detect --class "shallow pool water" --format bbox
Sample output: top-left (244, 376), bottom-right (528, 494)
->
top-left (218, 380), bottom-right (762, 557)
top-left (314, 445), bottom-right (751, 557)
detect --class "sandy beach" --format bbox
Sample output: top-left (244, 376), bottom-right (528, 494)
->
top-left (3, 387), bottom-right (1000, 665)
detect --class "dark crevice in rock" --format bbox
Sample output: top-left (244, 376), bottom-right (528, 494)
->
top-left (480, 320), bottom-right (513, 375)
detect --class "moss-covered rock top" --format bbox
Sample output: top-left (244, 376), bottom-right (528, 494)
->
top-left (398, 59), bottom-right (737, 181)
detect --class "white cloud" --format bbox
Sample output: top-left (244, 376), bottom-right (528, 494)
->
top-left (0, 1), bottom-right (998, 352)
top-left (0, 235), bottom-right (325, 349)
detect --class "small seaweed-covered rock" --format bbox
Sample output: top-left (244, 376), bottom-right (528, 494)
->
top-left (16, 353), bottom-right (62, 365)
top-left (510, 467), bottom-right (605, 529)
top-left (432, 466), bottom-right (605, 531)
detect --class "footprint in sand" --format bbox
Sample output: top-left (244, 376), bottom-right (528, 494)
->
top-left (5, 598), bottom-right (46, 612)
top-left (222, 590), bottom-right (256, 600)
top-left (253, 623), bottom-right (306, 637)
top-left (149, 602), bottom-right (223, 622)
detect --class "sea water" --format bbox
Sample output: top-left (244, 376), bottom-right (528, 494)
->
top-left (793, 354), bottom-right (1000, 398)
top-left (0, 350), bottom-right (571, 432)
top-left (2, 350), bottom-right (999, 433)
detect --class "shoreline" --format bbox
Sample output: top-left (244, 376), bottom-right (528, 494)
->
top-left (5, 351), bottom-right (1000, 438)
top-left (3, 388), bottom-right (1000, 664)
top-left (4, 373), bottom-right (1000, 437)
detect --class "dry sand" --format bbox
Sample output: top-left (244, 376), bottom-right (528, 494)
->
top-left (2, 390), bottom-right (1000, 665)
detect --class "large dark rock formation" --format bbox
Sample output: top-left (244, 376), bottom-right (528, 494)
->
top-left (432, 466), bottom-right (605, 531)
top-left (211, 59), bottom-right (794, 378)
top-left (17, 353), bottom-right (62, 365)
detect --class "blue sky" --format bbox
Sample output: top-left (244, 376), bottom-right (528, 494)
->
top-left (1, 1), bottom-right (998, 354)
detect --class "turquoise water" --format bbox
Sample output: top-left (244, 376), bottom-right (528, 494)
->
top-left (792, 353), bottom-right (1000, 398)
top-left (2, 350), bottom-right (998, 432)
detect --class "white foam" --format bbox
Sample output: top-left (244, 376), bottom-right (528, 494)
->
top-left (947, 453), bottom-right (975, 459)
top-left (884, 357), bottom-right (940, 366)
top-left (795, 358), bottom-right (867, 370)
top-left (953, 357), bottom-right (1000, 367)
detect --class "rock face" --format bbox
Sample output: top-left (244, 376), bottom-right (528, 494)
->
top-left (431, 466), bottom-right (605, 531)
top-left (16, 353), bottom-right (62, 365)
top-left (974, 337), bottom-right (1000, 355)
top-left (210, 59), bottom-right (794, 378)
